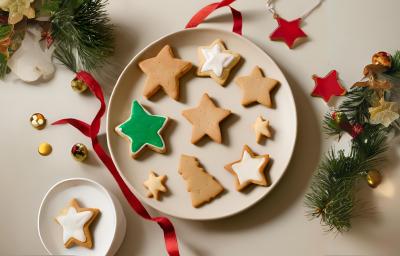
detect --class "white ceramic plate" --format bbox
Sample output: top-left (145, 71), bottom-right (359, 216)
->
top-left (37, 178), bottom-right (126, 255)
top-left (107, 28), bottom-right (297, 220)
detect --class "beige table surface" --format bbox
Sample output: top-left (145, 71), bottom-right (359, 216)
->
top-left (1, 0), bottom-right (400, 255)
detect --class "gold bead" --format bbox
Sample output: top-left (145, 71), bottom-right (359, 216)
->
top-left (30, 113), bottom-right (46, 130)
top-left (38, 143), bottom-right (52, 156)
top-left (367, 170), bottom-right (382, 188)
top-left (71, 78), bottom-right (88, 93)
top-left (71, 143), bottom-right (88, 162)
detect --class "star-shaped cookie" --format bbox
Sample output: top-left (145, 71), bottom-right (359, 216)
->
top-left (143, 171), bottom-right (168, 200)
top-left (55, 199), bottom-right (100, 249)
top-left (225, 145), bottom-right (270, 191)
top-left (197, 39), bottom-right (241, 85)
top-left (115, 100), bottom-right (168, 158)
top-left (253, 116), bottom-right (272, 143)
top-left (235, 66), bottom-right (279, 108)
top-left (182, 93), bottom-right (231, 144)
top-left (139, 45), bottom-right (192, 100)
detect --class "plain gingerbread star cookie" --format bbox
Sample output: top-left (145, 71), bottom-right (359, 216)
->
top-left (253, 116), bottom-right (272, 143)
top-left (143, 171), bottom-right (168, 200)
top-left (139, 45), bottom-right (192, 100)
top-left (225, 145), bottom-right (270, 191)
top-left (182, 93), bottom-right (231, 144)
top-left (197, 39), bottom-right (241, 85)
top-left (55, 199), bottom-right (100, 249)
top-left (235, 66), bottom-right (279, 108)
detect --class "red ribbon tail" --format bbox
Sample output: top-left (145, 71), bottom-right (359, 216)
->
top-left (185, 0), bottom-right (242, 35)
top-left (52, 71), bottom-right (180, 256)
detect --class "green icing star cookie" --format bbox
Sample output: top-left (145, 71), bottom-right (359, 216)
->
top-left (115, 100), bottom-right (169, 158)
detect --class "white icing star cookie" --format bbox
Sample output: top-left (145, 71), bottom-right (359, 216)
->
top-left (225, 145), bottom-right (270, 191)
top-left (143, 171), bottom-right (168, 200)
top-left (55, 199), bottom-right (100, 249)
top-left (197, 39), bottom-right (241, 85)
top-left (253, 116), bottom-right (272, 143)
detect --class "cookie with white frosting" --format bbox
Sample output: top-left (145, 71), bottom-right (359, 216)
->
top-left (197, 39), bottom-right (241, 85)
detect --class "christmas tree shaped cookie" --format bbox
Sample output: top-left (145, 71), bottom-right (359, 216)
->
top-left (115, 100), bottom-right (169, 158)
top-left (178, 154), bottom-right (224, 208)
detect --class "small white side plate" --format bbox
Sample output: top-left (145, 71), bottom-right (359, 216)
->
top-left (38, 178), bottom-right (126, 255)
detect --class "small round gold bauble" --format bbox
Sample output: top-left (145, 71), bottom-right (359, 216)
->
top-left (38, 142), bottom-right (52, 156)
top-left (71, 78), bottom-right (88, 93)
top-left (366, 169), bottom-right (382, 188)
top-left (30, 113), bottom-right (46, 130)
top-left (71, 143), bottom-right (88, 162)
top-left (332, 111), bottom-right (344, 125)
top-left (371, 52), bottom-right (391, 68)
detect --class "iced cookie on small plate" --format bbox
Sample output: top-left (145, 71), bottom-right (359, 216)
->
top-left (225, 145), bottom-right (270, 191)
top-left (55, 199), bottom-right (100, 249)
top-left (115, 100), bottom-right (169, 158)
top-left (139, 45), bottom-right (192, 100)
top-left (197, 39), bottom-right (241, 85)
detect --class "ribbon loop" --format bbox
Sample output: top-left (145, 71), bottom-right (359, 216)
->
top-left (185, 0), bottom-right (243, 35)
top-left (53, 71), bottom-right (180, 256)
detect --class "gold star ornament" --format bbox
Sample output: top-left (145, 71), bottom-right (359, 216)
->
top-left (235, 66), bottom-right (279, 108)
top-left (139, 45), bottom-right (192, 100)
top-left (182, 93), bottom-right (231, 144)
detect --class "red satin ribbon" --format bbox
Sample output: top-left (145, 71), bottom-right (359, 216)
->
top-left (53, 71), bottom-right (180, 256)
top-left (185, 0), bottom-right (242, 35)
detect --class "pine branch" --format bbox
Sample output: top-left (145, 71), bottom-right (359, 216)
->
top-left (338, 87), bottom-right (376, 124)
top-left (323, 113), bottom-right (341, 137)
top-left (305, 124), bottom-right (387, 233)
top-left (386, 51), bottom-right (400, 78)
top-left (50, 0), bottom-right (114, 72)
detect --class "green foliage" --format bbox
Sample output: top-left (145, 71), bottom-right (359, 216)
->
top-left (305, 50), bottom-right (400, 233)
top-left (305, 124), bottom-right (387, 233)
top-left (338, 87), bottom-right (376, 125)
top-left (0, 24), bottom-right (12, 40)
top-left (41, 0), bottom-right (62, 14)
top-left (50, 0), bottom-right (114, 72)
top-left (387, 51), bottom-right (400, 78)
top-left (0, 53), bottom-right (8, 78)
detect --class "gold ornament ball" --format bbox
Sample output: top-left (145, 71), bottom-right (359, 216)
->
top-left (371, 52), bottom-right (391, 68)
top-left (367, 170), bottom-right (382, 188)
top-left (38, 142), bottom-right (52, 156)
top-left (333, 111), bottom-right (344, 124)
top-left (71, 78), bottom-right (88, 93)
top-left (71, 143), bottom-right (88, 162)
top-left (30, 113), bottom-right (46, 130)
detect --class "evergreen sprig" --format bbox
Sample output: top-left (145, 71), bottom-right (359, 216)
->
top-left (305, 51), bottom-right (400, 233)
top-left (49, 0), bottom-right (114, 72)
top-left (305, 124), bottom-right (387, 232)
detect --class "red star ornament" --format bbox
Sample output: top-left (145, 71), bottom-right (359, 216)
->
top-left (269, 16), bottom-right (307, 49)
top-left (311, 70), bottom-right (347, 102)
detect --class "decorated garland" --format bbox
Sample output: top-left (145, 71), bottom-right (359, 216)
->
top-left (305, 51), bottom-right (400, 232)
top-left (0, 0), bottom-right (114, 83)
